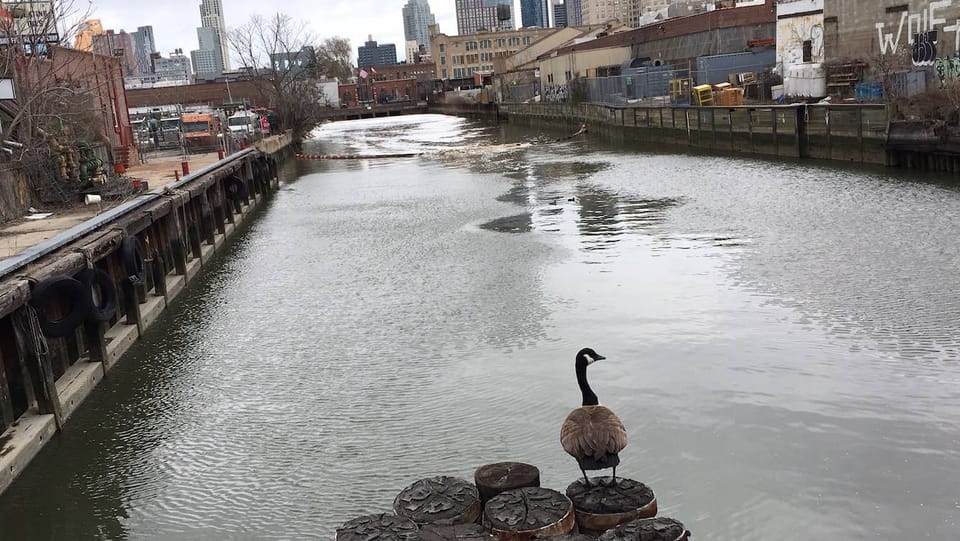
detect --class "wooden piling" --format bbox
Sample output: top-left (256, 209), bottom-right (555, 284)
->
top-left (597, 517), bottom-right (690, 541)
top-left (474, 462), bottom-right (540, 508)
top-left (335, 514), bottom-right (419, 541)
top-left (419, 524), bottom-right (496, 540)
top-left (565, 478), bottom-right (656, 534)
top-left (394, 476), bottom-right (482, 526)
top-left (484, 487), bottom-right (574, 540)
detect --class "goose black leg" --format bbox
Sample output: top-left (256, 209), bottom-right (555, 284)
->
top-left (580, 466), bottom-right (591, 487)
top-left (611, 465), bottom-right (617, 487)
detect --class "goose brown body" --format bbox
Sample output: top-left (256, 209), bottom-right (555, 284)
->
top-left (561, 348), bottom-right (628, 484)
top-left (560, 405), bottom-right (628, 462)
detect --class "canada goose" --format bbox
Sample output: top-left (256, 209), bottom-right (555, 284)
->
top-left (560, 348), bottom-right (627, 487)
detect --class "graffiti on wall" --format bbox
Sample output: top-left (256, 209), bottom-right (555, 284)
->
top-left (933, 55), bottom-right (960, 85)
top-left (778, 16), bottom-right (824, 67)
top-left (875, 0), bottom-right (960, 65)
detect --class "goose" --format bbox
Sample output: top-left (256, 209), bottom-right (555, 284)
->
top-left (560, 348), bottom-right (627, 487)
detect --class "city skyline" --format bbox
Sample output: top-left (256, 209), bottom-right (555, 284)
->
top-left (86, 0), bottom-right (526, 65)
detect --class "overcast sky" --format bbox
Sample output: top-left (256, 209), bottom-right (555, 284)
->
top-left (85, 0), bottom-right (524, 64)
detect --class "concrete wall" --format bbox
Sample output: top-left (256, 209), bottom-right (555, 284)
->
top-left (827, 0), bottom-right (960, 73)
top-left (499, 102), bottom-right (890, 165)
top-left (632, 24), bottom-right (777, 68)
top-left (539, 46), bottom-right (633, 87)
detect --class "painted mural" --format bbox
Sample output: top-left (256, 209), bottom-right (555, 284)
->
top-left (875, 0), bottom-right (960, 66)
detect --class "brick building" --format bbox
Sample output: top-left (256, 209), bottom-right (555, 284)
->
top-left (339, 78), bottom-right (419, 107)
top-left (49, 47), bottom-right (137, 165)
top-left (126, 80), bottom-right (270, 109)
top-left (363, 63), bottom-right (437, 100)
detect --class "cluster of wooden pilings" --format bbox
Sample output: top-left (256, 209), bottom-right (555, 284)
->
top-left (336, 462), bottom-right (692, 541)
top-left (0, 147), bottom-right (283, 495)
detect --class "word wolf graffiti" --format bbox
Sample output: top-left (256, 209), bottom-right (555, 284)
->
top-left (876, 0), bottom-right (960, 65)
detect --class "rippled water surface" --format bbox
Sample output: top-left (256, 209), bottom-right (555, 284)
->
top-left (2, 114), bottom-right (960, 539)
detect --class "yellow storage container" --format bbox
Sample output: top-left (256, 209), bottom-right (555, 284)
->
top-left (693, 84), bottom-right (714, 106)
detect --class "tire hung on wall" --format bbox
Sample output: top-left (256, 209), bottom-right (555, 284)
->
top-left (77, 268), bottom-right (117, 322)
top-left (223, 175), bottom-right (248, 200)
top-left (122, 235), bottom-right (146, 286)
top-left (28, 275), bottom-right (93, 338)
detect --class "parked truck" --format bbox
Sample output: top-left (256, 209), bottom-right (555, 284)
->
top-left (181, 112), bottom-right (218, 148)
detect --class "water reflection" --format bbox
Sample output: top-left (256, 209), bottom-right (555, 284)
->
top-left (3, 116), bottom-right (960, 541)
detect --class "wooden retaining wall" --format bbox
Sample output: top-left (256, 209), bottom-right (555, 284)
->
top-left (0, 144), bottom-right (285, 495)
top-left (498, 103), bottom-right (892, 166)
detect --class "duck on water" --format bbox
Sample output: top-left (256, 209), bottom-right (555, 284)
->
top-left (560, 348), bottom-right (628, 487)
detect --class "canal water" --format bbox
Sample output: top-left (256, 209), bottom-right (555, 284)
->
top-left (2, 114), bottom-right (959, 539)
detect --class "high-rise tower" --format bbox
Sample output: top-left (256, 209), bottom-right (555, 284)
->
top-left (455, 0), bottom-right (515, 35)
top-left (199, 0), bottom-right (230, 72)
top-left (553, 0), bottom-right (567, 27)
top-left (131, 26), bottom-right (156, 76)
top-left (521, 0), bottom-right (550, 28)
top-left (402, 0), bottom-right (437, 55)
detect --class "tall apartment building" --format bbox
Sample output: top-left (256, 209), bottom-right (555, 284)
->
top-left (639, 0), bottom-right (670, 13)
top-left (521, 0), bottom-right (551, 28)
top-left (402, 0), bottom-right (437, 55)
top-left (91, 29), bottom-right (138, 75)
top-left (131, 26), bottom-right (156, 77)
top-left (358, 36), bottom-right (398, 68)
top-left (566, 0), bottom-right (582, 26)
top-left (580, 0), bottom-right (640, 27)
top-left (199, 0), bottom-right (230, 72)
top-left (455, 0), bottom-right (515, 35)
top-left (153, 52), bottom-right (193, 82)
top-left (191, 26), bottom-right (224, 78)
top-left (553, 0), bottom-right (568, 27)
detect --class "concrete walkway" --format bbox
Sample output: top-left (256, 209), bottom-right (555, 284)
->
top-left (0, 151), bottom-right (221, 260)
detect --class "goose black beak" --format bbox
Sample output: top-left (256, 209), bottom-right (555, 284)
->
top-left (595, 354), bottom-right (606, 361)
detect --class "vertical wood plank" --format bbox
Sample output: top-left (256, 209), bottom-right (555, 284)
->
top-left (10, 315), bottom-right (63, 427)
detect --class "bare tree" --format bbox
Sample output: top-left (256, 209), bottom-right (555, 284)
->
top-left (228, 13), bottom-right (332, 142)
top-left (0, 0), bottom-right (126, 207)
top-left (0, 0), bottom-right (96, 147)
top-left (316, 37), bottom-right (353, 82)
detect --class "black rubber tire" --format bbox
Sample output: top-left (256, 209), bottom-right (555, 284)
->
top-left (28, 275), bottom-right (93, 338)
top-left (77, 268), bottom-right (117, 322)
top-left (122, 235), bottom-right (146, 286)
top-left (223, 175), bottom-right (248, 200)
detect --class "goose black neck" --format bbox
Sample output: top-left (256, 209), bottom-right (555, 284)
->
top-left (576, 360), bottom-right (599, 406)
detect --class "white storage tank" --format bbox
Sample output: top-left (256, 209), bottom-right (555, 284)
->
top-left (784, 63), bottom-right (826, 98)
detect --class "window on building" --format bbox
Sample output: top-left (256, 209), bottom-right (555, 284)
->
top-left (565, 71), bottom-right (571, 81)
top-left (497, 38), bottom-right (506, 47)
top-left (442, 68), bottom-right (448, 78)
top-left (523, 37), bottom-right (531, 45)
top-left (439, 43), bottom-right (445, 53)
top-left (802, 40), bottom-right (812, 62)
top-left (440, 56), bottom-right (446, 65)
